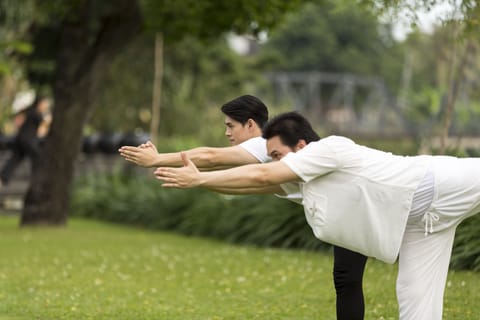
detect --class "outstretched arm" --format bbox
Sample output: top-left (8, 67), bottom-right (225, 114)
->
top-left (154, 153), bottom-right (299, 193)
top-left (119, 141), bottom-right (259, 169)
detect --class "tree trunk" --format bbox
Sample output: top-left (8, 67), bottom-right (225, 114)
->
top-left (439, 41), bottom-right (475, 154)
top-left (150, 33), bottom-right (164, 145)
top-left (20, 0), bottom-right (143, 226)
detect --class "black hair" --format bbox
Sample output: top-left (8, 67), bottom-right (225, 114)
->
top-left (221, 95), bottom-right (268, 128)
top-left (262, 111), bottom-right (320, 147)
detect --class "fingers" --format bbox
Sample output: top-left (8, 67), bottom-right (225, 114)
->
top-left (137, 140), bottom-right (156, 150)
top-left (119, 148), bottom-right (142, 165)
top-left (154, 168), bottom-right (178, 181)
top-left (154, 169), bottom-right (181, 188)
top-left (119, 150), bottom-right (137, 162)
top-left (159, 182), bottom-right (180, 188)
top-left (154, 167), bottom-right (169, 176)
top-left (119, 149), bottom-right (137, 159)
top-left (155, 174), bottom-right (174, 182)
top-left (150, 142), bottom-right (158, 152)
top-left (124, 156), bottom-right (138, 164)
top-left (119, 146), bottom-right (148, 158)
top-left (135, 141), bottom-right (151, 148)
top-left (136, 140), bottom-right (149, 148)
top-left (118, 146), bottom-right (139, 154)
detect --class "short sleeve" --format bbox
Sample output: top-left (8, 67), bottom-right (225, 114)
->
top-left (281, 139), bottom-right (340, 183)
top-left (239, 137), bottom-right (271, 163)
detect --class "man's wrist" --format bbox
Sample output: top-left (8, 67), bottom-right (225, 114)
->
top-left (196, 173), bottom-right (206, 188)
top-left (152, 154), bottom-right (162, 167)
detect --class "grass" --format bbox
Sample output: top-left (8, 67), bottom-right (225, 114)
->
top-left (0, 215), bottom-right (478, 320)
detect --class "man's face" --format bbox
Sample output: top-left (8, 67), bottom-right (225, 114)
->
top-left (224, 116), bottom-right (256, 145)
top-left (266, 136), bottom-right (296, 161)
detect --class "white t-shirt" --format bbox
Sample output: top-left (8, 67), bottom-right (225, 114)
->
top-left (239, 137), bottom-right (271, 163)
top-left (281, 135), bottom-right (432, 263)
top-left (239, 136), bottom-right (302, 204)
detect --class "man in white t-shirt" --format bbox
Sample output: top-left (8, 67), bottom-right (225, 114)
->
top-left (120, 97), bottom-right (369, 320)
top-left (119, 95), bottom-right (270, 170)
top-left (155, 111), bottom-right (480, 320)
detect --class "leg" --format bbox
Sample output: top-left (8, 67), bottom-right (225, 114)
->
top-left (333, 246), bottom-right (368, 320)
top-left (0, 147), bottom-right (25, 185)
top-left (23, 140), bottom-right (41, 171)
top-left (396, 226), bottom-right (456, 320)
top-left (396, 156), bottom-right (480, 319)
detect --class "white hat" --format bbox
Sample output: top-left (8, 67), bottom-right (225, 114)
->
top-left (12, 90), bottom-right (36, 113)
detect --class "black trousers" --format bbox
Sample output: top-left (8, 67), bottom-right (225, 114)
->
top-left (333, 246), bottom-right (368, 320)
top-left (0, 139), bottom-right (40, 185)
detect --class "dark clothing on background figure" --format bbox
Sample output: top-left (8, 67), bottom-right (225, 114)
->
top-left (0, 107), bottom-right (44, 185)
top-left (17, 106), bottom-right (43, 145)
top-left (334, 246), bottom-right (368, 320)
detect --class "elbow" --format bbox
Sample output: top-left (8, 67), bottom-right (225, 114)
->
top-left (254, 166), bottom-right (275, 187)
top-left (195, 148), bottom-right (216, 167)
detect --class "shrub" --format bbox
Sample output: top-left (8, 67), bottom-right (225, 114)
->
top-left (451, 214), bottom-right (480, 271)
top-left (72, 172), bottom-right (480, 270)
top-left (71, 173), bottom-right (329, 252)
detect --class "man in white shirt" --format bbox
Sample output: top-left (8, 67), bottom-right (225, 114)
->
top-left (155, 111), bottom-right (480, 320)
top-left (119, 95), bottom-right (269, 169)
top-left (120, 98), bottom-right (369, 320)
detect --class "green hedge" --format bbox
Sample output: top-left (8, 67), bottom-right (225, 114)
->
top-left (451, 214), bottom-right (480, 271)
top-left (71, 173), bottom-right (328, 251)
top-left (71, 173), bottom-right (480, 271)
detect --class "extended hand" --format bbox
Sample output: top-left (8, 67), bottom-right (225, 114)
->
top-left (118, 140), bottom-right (158, 167)
top-left (138, 141), bottom-right (158, 151)
top-left (154, 152), bottom-right (200, 188)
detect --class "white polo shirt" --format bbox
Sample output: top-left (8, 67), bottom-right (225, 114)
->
top-left (281, 135), bottom-right (431, 263)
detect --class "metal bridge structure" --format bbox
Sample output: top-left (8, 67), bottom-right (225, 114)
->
top-left (264, 71), bottom-right (480, 139)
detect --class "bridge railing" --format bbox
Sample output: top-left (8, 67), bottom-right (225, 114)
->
top-left (264, 71), bottom-right (480, 139)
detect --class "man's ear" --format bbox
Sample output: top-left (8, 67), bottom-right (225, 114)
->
top-left (294, 139), bottom-right (307, 152)
top-left (246, 118), bottom-right (256, 129)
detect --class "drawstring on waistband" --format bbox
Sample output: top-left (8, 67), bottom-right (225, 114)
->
top-left (422, 212), bottom-right (439, 236)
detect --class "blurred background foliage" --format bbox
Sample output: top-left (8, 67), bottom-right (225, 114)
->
top-left (2, 0), bottom-right (479, 149)
top-left (89, 0), bottom-right (403, 142)
top-left (83, 0), bottom-right (480, 149)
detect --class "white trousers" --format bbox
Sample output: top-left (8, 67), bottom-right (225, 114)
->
top-left (396, 156), bottom-right (480, 320)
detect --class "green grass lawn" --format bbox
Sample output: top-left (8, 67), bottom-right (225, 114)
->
top-left (0, 215), bottom-right (478, 320)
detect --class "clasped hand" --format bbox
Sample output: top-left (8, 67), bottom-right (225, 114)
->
top-left (118, 140), bottom-right (158, 167)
